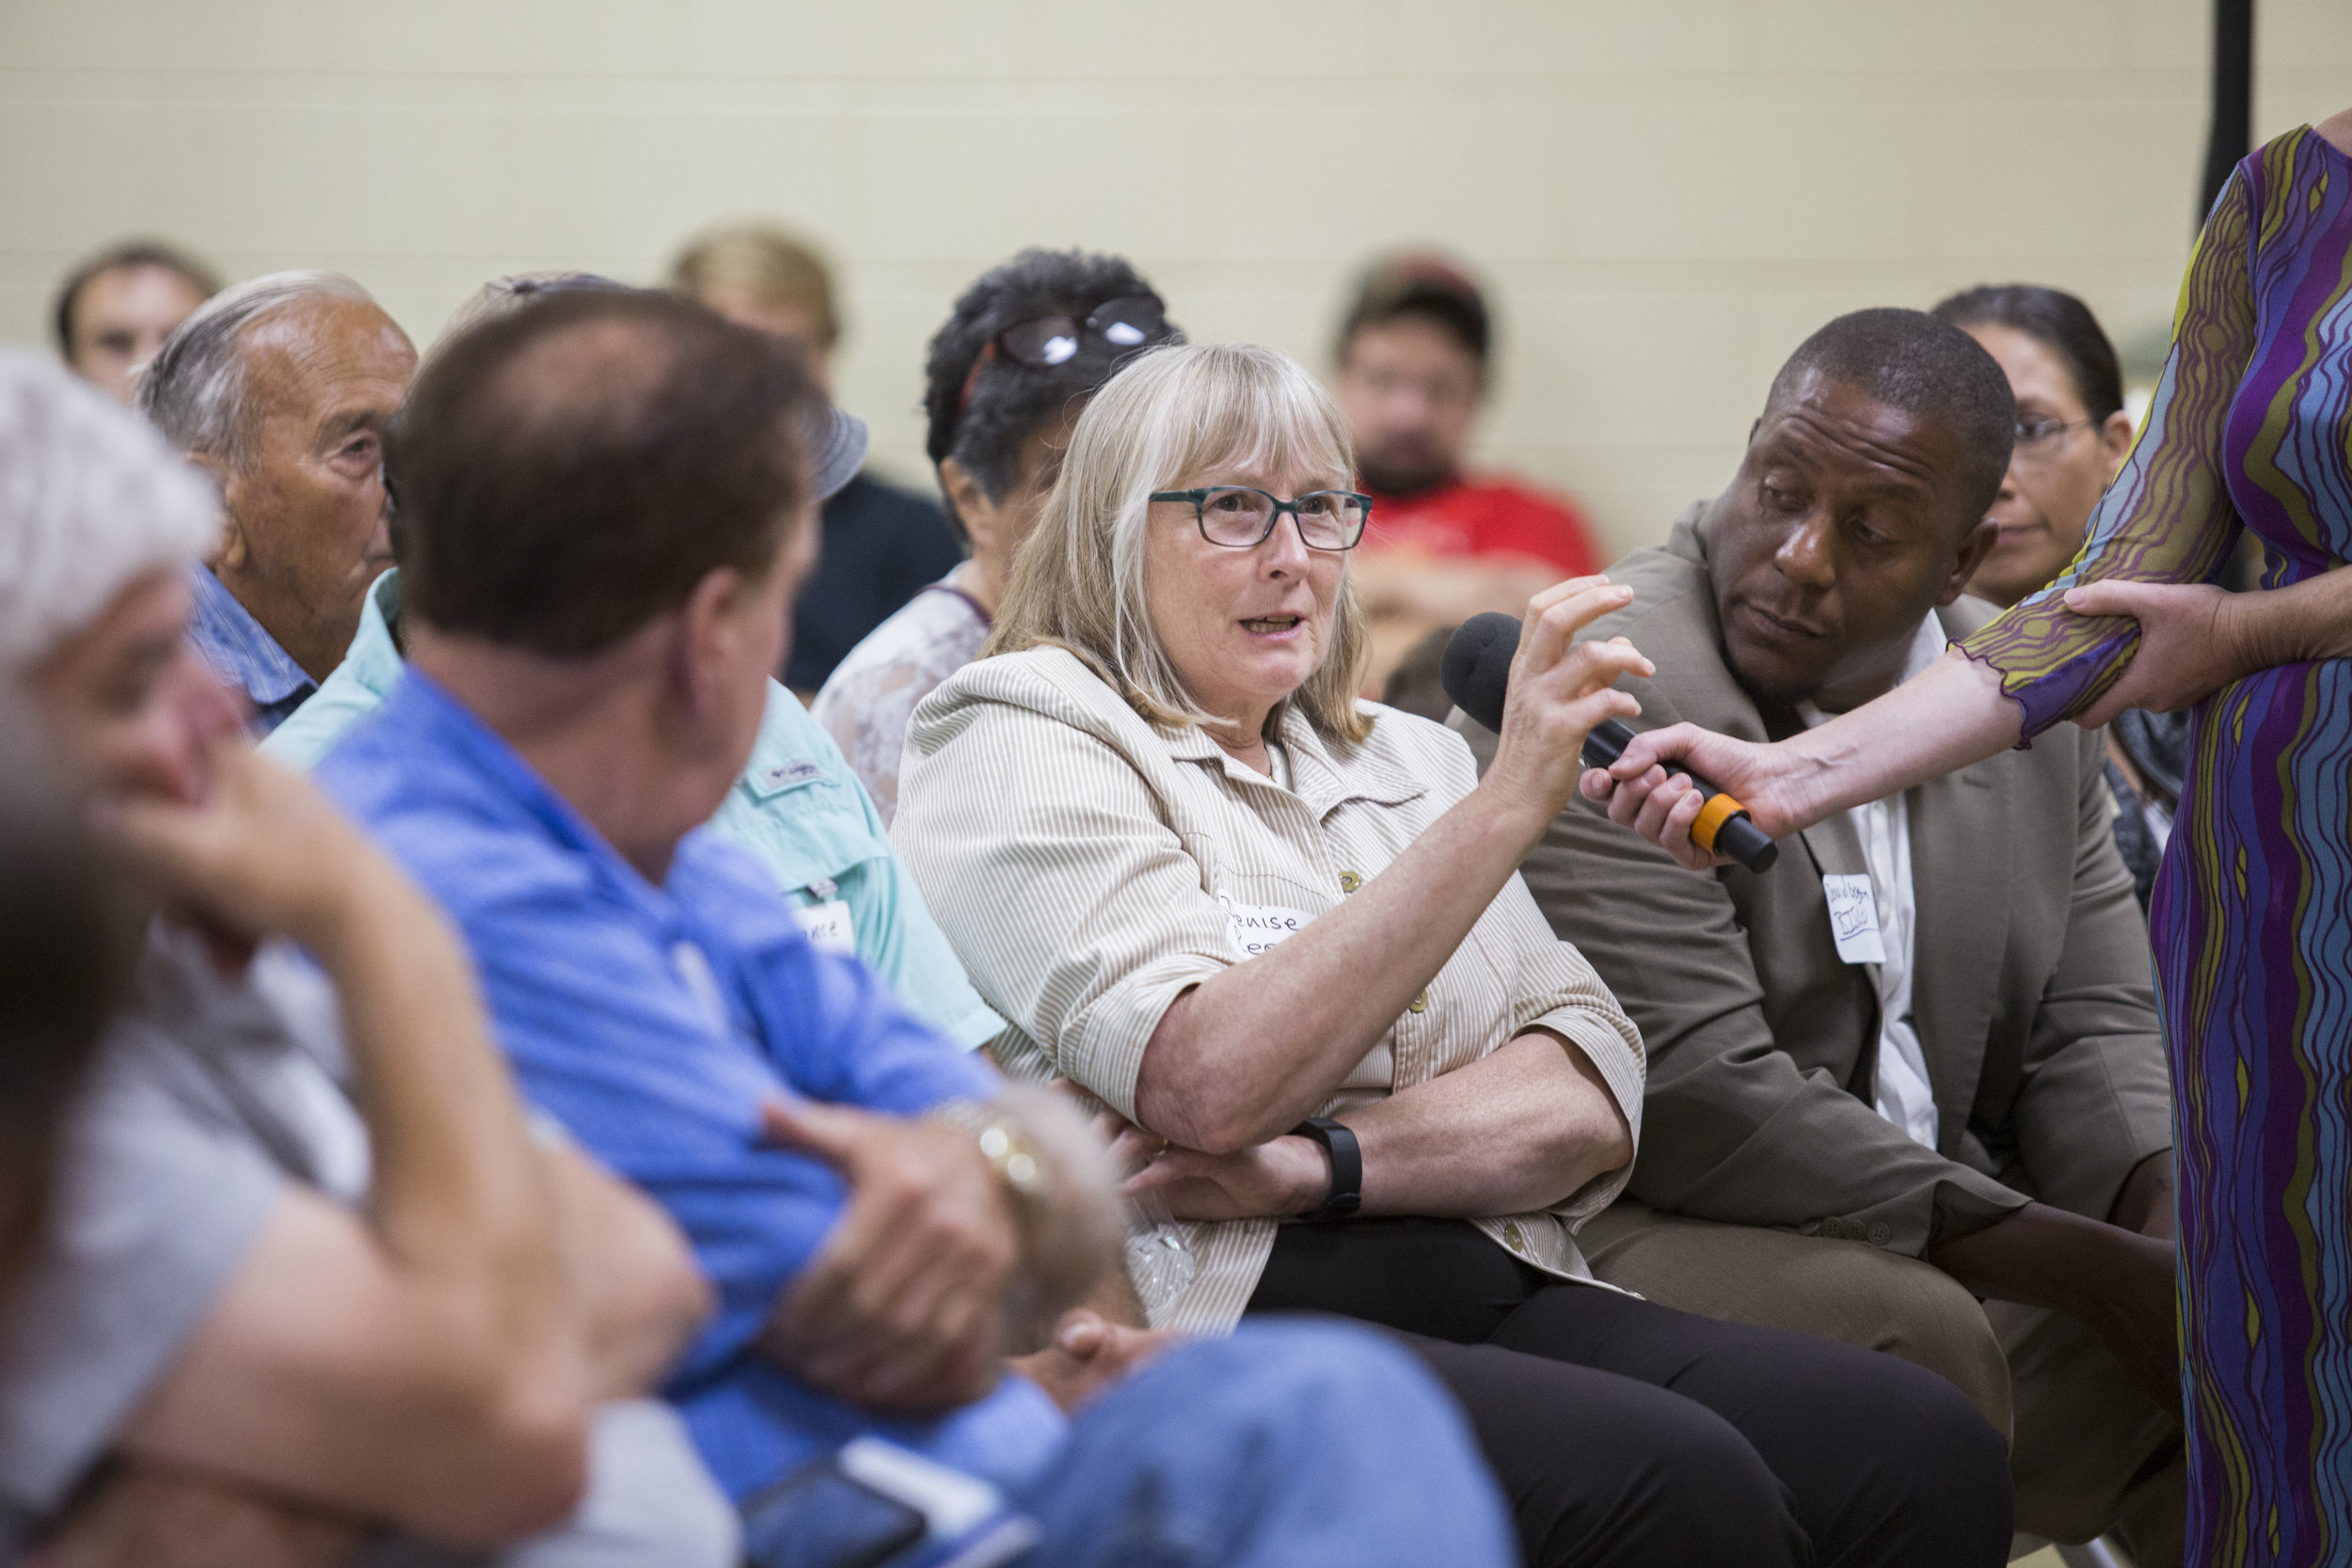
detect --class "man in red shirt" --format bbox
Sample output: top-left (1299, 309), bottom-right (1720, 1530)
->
top-left (1333, 255), bottom-right (1603, 696)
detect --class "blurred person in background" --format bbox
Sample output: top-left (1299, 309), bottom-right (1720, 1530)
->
top-left (1931, 283), bottom-right (2179, 913)
top-left (51, 241), bottom-right (220, 405)
top-left (318, 288), bottom-right (1521, 1568)
top-left (137, 270), bottom-right (415, 733)
top-left (1334, 254), bottom-right (1603, 693)
top-left (266, 272), bottom-right (1006, 1056)
top-left (0, 705), bottom-right (130, 1304)
top-left (812, 248), bottom-right (1179, 823)
top-left (0, 352), bottom-right (731, 1567)
top-left (670, 223), bottom-right (961, 695)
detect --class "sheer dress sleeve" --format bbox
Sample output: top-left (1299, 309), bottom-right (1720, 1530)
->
top-left (1959, 157), bottom-right (2263, 736)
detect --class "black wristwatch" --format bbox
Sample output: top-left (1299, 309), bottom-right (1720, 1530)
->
top-left (1290, 1117), bottom-right (1362, 1223)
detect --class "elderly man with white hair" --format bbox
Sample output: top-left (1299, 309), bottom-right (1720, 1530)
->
top-left (136, 269), bottom-right (414, 733)
top-left (0, 349), bottom-right (735, 1566)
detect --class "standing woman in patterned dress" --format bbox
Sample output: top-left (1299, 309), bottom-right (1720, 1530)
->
top-left (1592, 111), bottom-right (2352, 1566)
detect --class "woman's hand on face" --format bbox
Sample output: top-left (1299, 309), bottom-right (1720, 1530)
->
top-left (1578, 724), bottom-right (1798, 871)
top-left (1122, 1134), bottom-right (1330, 1222)
top-left (2062, 578), bottom-right (2259, 724)
top-left (1480, 577), bottom-right (1655, 833)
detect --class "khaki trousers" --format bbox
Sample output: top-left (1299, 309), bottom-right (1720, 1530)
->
top-left (1578, 1201), bottom-right (2184, 1568)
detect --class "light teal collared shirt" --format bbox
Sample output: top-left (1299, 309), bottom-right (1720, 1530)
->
top-left (265, 570), bottom-right (1005, 1052)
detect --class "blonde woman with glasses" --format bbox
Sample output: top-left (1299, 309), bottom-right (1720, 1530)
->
top-left (895, 341), bottom-right (2010, 1568)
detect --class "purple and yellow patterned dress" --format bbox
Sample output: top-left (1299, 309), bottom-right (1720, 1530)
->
top-left (1964, 125), bottom-right (2352, 1565)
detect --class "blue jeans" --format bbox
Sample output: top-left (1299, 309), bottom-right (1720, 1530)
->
top-left (1013, 1318), bottom-right (1515, 1568)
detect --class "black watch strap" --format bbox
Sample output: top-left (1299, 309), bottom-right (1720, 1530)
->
top-left (1290, 1117), bottom-right (1362, 1222)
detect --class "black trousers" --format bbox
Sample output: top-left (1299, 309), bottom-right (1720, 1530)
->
top-left (1246, 1218), bottom-right (2011, 1568)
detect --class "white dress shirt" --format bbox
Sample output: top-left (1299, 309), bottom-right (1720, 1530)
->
top-left (1800, 614), bottom-right (1947, 1150)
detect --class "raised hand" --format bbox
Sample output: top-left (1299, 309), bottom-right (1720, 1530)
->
top-left (1478, 577), bottom-right (1655, 834)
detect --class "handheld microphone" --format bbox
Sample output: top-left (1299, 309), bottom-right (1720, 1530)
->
top-left (1439, 611), bottom-right (1780, 873)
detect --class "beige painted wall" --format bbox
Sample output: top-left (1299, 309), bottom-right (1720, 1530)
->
top-left (3, 0), bottom-right (2344, 560)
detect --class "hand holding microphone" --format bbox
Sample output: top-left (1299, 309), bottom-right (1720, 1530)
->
top-left (1440, 609), bottom-right (1781, 873)
top-left (1436, 581), bottom-right (1653, 838)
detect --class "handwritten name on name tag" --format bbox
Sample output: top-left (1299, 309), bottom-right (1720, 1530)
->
top-left (792, 899), bottom-right (856, 955)
top-left (1822, 873), bottom-right (1886, 965)
top-left (1217, 894), bottom-right (1316, 958)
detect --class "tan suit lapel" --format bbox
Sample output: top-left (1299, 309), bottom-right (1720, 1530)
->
top-left (1905, 759), bottom-right (2009, 1157)
top-left (1793, 811), bottom-right (1869, 885)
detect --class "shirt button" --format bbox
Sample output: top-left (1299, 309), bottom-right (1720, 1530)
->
top-left (1338, 870), bottom-right (1362, 894)
top-left (1406, 990), bottom-right (1428, 1014)
top-left (1502, 1220), bottom-right (1525, 1249)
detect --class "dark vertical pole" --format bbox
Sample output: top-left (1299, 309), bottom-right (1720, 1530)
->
top-left (2201, 0), bottom-right (2255, 220)
top-left (2202, 0), bottom-right (2261, 590)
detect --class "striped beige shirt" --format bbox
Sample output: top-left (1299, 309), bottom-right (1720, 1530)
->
top-left (894, 647), bottom-right (1645, 1333)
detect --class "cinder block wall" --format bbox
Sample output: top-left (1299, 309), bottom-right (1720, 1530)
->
top-left (2, 0), bottom-right (2343, 560)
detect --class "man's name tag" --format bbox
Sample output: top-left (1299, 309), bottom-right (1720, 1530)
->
top-left (793, 899), bottom-right (856, 955)
top-left (1822, 873), bottom-right (1886, 965)
top-left (1217, 894), bottom-right (1314, 958)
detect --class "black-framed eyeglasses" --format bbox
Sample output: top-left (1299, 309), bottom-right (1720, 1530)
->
top-left (955, 293), bottom-right (1168, 418)
top-left (1151, 486), bottom-right (1374, 551)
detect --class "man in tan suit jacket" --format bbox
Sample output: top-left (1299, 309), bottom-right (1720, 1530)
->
top-left (1459, 309), bottom-right (2181, 1565)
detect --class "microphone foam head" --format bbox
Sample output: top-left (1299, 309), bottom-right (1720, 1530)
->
top-left (1439, 612), bottom-right (1521, 733)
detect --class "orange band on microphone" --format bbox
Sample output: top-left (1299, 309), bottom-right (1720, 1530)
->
top-left (1690, 793), bottom-right (1746, 854)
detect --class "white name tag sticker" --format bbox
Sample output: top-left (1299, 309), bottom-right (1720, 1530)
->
top-left (1216, 895), bottom-right (1315, 959)
top-left (1822, 873), bottom-right (1886, 965)
top-left (792, 898), bottom-right (857, 955)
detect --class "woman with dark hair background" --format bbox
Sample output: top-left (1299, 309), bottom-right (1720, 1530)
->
top-left (811, 248), bottom-right (1182, 823)
top-left (1931, 283), bottom-right (2182, 911)
top-left (1930, 286), bottom-right (2136, 610)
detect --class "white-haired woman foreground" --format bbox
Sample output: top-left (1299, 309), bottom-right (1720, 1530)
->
top-left (0, 350), bottom-right (730, 1564)
top-left (896, 341), bottom-right (2013, 1568)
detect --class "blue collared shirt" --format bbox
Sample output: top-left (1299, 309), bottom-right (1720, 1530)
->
top-left (265, 570), bottom-right (1005, 1052)
top-left (315, 671), bottom-right (1067, 1501)
top-left (184, 565), bottom-right (314, 734)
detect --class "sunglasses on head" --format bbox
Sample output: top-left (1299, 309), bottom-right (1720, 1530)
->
top-left (955, 293), bottom-right (1167, 420)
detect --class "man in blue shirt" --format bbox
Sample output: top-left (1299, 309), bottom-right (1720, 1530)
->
top-left (268, 268), bottom-right (1002, 1052)
top-left (318, 283), bottom-right (1513, 1566)
top-left (266, 477), bottom-right (1005, 1054)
